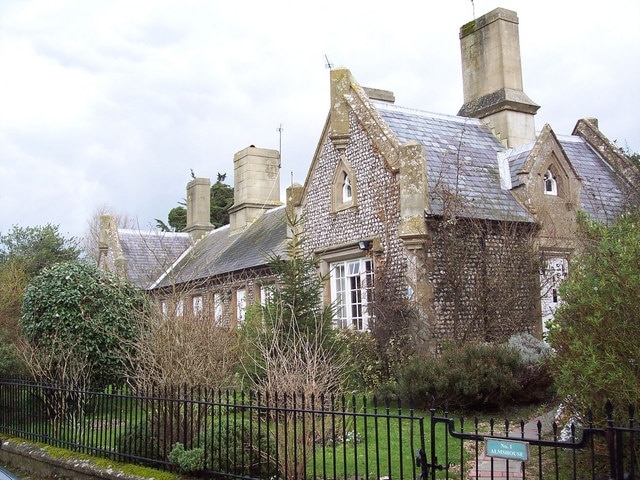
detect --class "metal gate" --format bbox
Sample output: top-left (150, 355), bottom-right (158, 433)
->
top-left (417, 400), bottom-right (639, 480)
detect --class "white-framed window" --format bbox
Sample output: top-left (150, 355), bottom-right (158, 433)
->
top-left (213, 292), bottom-right (224, 326)
top-left (331, 257), bottom-right (374, 331)
top-left (260, 284), bottom-right (273, 307)
top-left (236, 288), bottom-right (246, 325)
top-left (540, 256), bottom-right (568, 336)
top-left (543, 169), bottom-right (557, 196)
top-left (176, 299), bottom-right (184, 317)
top-left (192, 295), bottom-right (203, 317)
top-left (160, 300), bottom-right (168, 317)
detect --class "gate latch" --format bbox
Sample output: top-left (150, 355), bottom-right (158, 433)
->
top-left (416, 449), bottom-right (450, 478)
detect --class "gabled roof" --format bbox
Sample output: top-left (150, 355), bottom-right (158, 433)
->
top-left (152, 206), bottom-right (288, 289)
top-left (373, 100), bottom-right (631, 225)
top-left (374, 101), bottom-right (535, 223)
top-left (117, 229), bottom-right (192, 289)
top-left (501, 132), bottom-right (630, 223)
top-left (560, 135), bottom-right (630, 221)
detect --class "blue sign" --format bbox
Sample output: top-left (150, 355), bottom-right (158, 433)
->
top-left (485, 438), bottom-right (529, 461)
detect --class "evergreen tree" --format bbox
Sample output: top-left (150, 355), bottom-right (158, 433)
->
top-left (263, 215), bottom-right (333, 342)
top-left (241, 215), bottom-right (342, 395)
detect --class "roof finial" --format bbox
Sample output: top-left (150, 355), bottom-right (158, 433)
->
top-left (470, 0), bottom-right (475, 19)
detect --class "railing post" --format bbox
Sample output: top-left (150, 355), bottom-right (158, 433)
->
top-left (605, 399), bottom-right (623, 480)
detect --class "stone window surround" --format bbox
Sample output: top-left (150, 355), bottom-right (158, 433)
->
top-left (331, 154), bottom-right (357, 212)
top-left (316, 241), bottom-right (376, 331)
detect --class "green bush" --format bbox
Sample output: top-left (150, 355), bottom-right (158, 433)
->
top-left (382, 356), bottom-right (446, 409)
top-left (548, 208), bottom-right (640, 420)
top-left (21, 261), bottom-right (148, 389)
top-left (117, 420), bottom-right (162, 464)
top-left (386, 338), bottom-right (554, 412)
top-left (442, 342), bottom-right (521, 410)
top-left (333, 329), bottom-right (385, 392)
top-left (199, 415), bottom-right (276, 478)
top-left (0, 332), bottom-right (26, 377)
top-left (168, 442), bottom-right (204, 473)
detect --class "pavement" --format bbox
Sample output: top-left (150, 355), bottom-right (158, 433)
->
top-left (468, 409), bottom-right (557, 479)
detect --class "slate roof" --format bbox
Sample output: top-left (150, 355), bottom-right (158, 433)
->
top-left (118, 229), bottom-right (192, 289)
top-left (499, 135), bottom-right (629, 223)
top-left (375, 102), bottom-right (535, 223)
top-left (498, 143), bottom-right (533, 188)
top-left (152, 206), bottom-right (288, 289)
top-left (375, 101), bottom-right (630, 224)
top-left (559, 135), bottom-right (630, 222)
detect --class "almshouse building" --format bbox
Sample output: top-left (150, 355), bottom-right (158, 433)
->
top-left (98, 7), bottom-right (638, 351)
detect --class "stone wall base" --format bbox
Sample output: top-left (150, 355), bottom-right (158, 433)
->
top-left (0, 439), bottom-right (155, 480)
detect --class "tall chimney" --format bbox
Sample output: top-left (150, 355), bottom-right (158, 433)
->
top-left (229, 146), bottom-right (281, 234)
top-left (458, 8), bottom-right (539, 147)
top-left (184, 177), bottom-right (214, 241)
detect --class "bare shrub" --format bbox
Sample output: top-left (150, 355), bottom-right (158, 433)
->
top-left (128, 309), bottom-right (239, 390)
top-left (16, 333), bottom-right (92, 436)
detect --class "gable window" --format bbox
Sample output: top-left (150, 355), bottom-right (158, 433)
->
top-left (342, 173), bottom-right (353, 202)
top-left (331, 257), bottom-right (374, 331)
top-left (331, 155), bottom-right (357, 212)
top-left (543, 169), bottom-right (557, 196)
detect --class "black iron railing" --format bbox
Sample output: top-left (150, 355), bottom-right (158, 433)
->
top-left (420, 400), bottom-right (640, 480)
top-left (2, 378), bottom-right (639, 479)
top-left (0, 378), bottom-right (425, 479)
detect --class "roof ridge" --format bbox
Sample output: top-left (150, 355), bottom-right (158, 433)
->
top-left (118, 228), bottom-right (191, 237)
top-left (372, 100), bottom-right (484, 125)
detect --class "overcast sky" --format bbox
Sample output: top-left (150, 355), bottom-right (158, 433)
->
top-left (1, 0), bottom-right (638, 243)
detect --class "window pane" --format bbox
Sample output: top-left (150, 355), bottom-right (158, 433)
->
top-left (214, 293), bottom-right (223, 326)
top-left (330, 257), bottom-right (374, 331)
top-left (237, 289), bottom-right (246, 324)
top-left (192, 295), bottom-right (203, 316)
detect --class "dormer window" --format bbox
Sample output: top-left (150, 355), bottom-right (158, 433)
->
top-left (543, 169), bottom-right (557, 196)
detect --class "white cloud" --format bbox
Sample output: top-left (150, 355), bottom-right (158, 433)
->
top-left (0, 0), bottom-right (638, 242)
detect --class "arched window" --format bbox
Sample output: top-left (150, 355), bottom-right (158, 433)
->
top-left (543, 169), bottom-right (557, 196)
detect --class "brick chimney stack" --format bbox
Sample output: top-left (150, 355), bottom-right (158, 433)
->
top-left (458, 7), bottom-right (539, 147)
